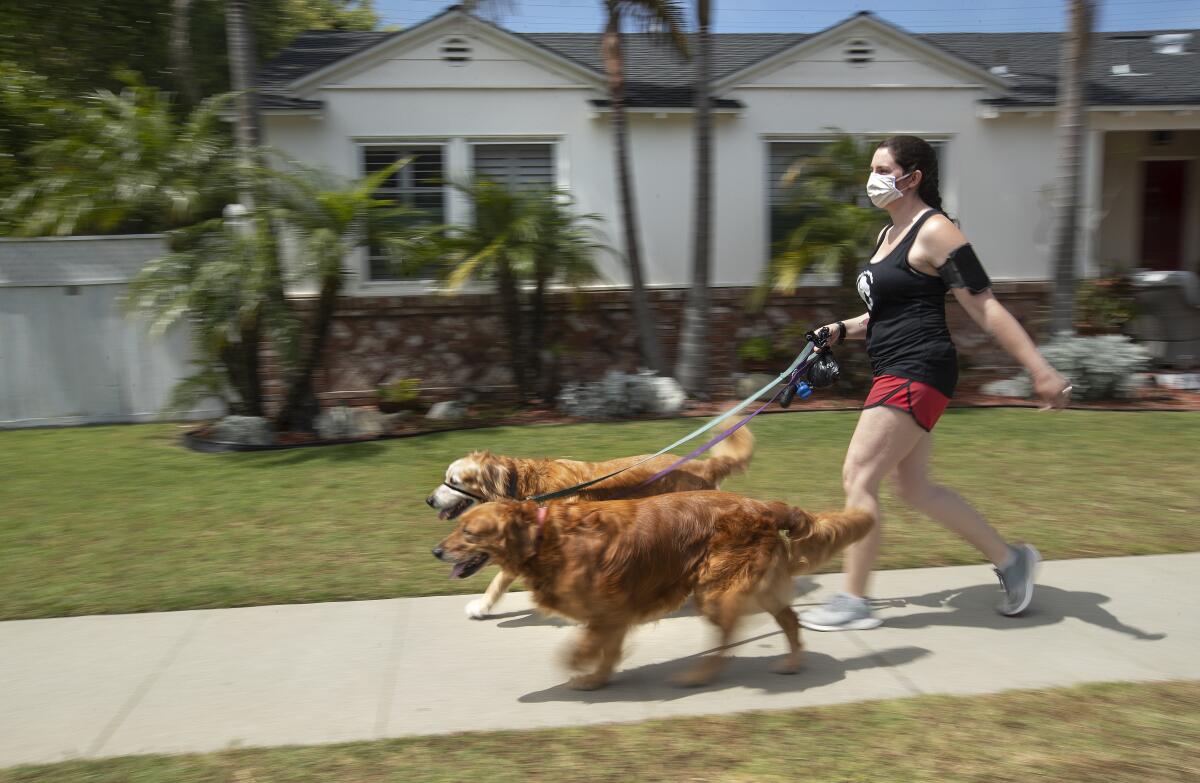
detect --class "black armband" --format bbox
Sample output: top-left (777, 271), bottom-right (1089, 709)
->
top-left (937, 243), bottom-right (992, 294)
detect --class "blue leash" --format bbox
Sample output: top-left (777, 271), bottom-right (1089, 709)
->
top-left (528, 343), bottom-right (818, 503)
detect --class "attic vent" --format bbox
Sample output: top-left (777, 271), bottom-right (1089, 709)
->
top-left (1152, 33), bottom-right (1193, 55)
top-left (1109, 34), bottom-right (1151, 77)
top-left (843, 38), bottom-right (874, 65)
top-left (440, 37), bottom-right (472, 64)
top-left (989, 49), bottom-right (1012, 76)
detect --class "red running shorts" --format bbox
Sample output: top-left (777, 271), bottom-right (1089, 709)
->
top-left (863, 374), bottom-right (950, 432)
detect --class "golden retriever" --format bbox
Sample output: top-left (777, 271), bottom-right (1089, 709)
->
top-left (426, 425), bottom-right (754, 619)
top-left (433, 491), bottom-right (873, 690)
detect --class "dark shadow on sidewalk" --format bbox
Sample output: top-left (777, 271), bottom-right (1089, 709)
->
top-left (876, 583), bottom-right (1166, 641)
top-left (518, 633), bottom-right (929, 704)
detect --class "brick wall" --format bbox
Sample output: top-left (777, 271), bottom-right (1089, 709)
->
top-left (281, 282), bottom-right (1051, 408)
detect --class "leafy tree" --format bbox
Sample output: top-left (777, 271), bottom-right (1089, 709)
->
top-left (1, 76), bottom-right (236, 237)
top-left (0, 1), bottom-right (380, 107)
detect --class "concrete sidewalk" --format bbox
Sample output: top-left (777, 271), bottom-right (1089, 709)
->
top-left (2, 553), bottom-right (1197, 768)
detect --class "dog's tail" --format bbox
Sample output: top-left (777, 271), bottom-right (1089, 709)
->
top-left (772, 504), bottom-right (875, 575)
top-left (694, 422), bottom-right (755, 486)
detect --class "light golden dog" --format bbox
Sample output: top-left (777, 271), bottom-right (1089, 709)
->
top-left (426, 425), bottom-right (754, 619)
top-left (433, 491), bottom-right (873, 690)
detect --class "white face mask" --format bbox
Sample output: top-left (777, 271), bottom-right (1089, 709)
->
top-left (866, 170), bottom-right (915, 208)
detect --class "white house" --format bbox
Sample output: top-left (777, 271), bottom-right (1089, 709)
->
top-left (254, 6), bottom-right (1200, 295)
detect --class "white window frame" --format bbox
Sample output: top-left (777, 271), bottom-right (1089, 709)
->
top-left (346, 136), bottom-right (569, 296)
top-left (351, 138), bottom-right (452, 294)
top-left (467, 137), bottom-right (566, 192)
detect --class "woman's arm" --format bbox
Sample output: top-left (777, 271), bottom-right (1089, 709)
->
top-left (915, 217), bottom-right (1071, 409)
top-left (819, 313), bottom-right (869, 345)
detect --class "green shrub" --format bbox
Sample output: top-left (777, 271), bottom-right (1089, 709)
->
top-left (379, 378), bottom-right (421, 406)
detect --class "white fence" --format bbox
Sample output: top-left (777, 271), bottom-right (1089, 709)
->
top-left (0, 235), bottom-right (221, 428)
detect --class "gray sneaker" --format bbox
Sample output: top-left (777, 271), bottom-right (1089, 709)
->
top-left (995, 543), bottom-right (1040, 616)
top-left (799, 592), bottom-right (883, 631)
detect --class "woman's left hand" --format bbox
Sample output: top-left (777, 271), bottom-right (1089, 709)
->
top-left (1032, 366), bottom-right (1072, 410)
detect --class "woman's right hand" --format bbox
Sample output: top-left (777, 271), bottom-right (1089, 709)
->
top-left (813, 324), bottom-right (841, 346)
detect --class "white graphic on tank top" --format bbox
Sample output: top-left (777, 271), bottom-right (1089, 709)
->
top-left (857, 269), bottom-right (874, 311)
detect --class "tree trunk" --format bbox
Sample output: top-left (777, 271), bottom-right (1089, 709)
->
top-left (225, 0), bottom-right (260, 153)
top-left (531, 260), bottom-right (554, 402)
top-left (497, 261), bottom-right (529, 402)
top-left (603, 8), bottom-right (665, 374)
top-left (275, 276), bottom-right (339, 432)
top-left (170, 0), bottom-right (199, 108)
top-left (1050, 0), bottom-right (1092, 335)
top-left (222, 319), bottom-right (263, 416)
top-left (675, 0), bottom-right (712, 397)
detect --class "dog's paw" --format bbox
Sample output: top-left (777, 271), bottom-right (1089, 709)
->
top-left (670, 667), bottom-right (716, 688)
top-left (567, 674), bottom-right (609, 691)
top-left (464, 599), bottom-right (492, 620)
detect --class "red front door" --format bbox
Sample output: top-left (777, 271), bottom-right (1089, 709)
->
top-left (1139, 160), bottom-right (1188, 271)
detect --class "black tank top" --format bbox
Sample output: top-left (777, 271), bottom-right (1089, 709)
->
top-left (855, 209), bottom-right (958, 398)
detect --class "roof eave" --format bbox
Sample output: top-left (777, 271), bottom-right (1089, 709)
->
top-left (713, 12), bottom-right (1011, 93)
top-left (284, 8), bottom-right (605, 96)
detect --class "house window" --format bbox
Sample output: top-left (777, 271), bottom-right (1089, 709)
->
top-left (471, 143), bottom-right (556, 191)
top-left (768, 141), bottom-right (826, 253)
top-left (768, 139), bottom-right (946, 263)
top-left (362, 145), bottom-right (446, 281)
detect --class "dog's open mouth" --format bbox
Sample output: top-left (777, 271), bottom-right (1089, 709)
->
top-left (450, 552), bottom-right (489, 579)
top-left (438, 498), bottom-right (474, 521)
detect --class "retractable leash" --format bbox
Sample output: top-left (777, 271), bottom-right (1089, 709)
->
top-left (528, 328), bottom-right (838, 504)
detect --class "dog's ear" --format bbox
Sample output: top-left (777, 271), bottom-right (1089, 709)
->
top-left (503, 500), bottom-right (541, 560)
top-left (478, 458), bottom-right (511, 499)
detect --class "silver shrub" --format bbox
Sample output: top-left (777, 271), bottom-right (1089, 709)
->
top-left (557, 370), bottom-right (685, 420)
top-left (212, 416), bottom-right (275, 446)
top-left (1035, 333), bottom-right (1151, 401)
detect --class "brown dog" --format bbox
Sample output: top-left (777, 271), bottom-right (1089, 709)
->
top-left (426, 425), bottom-right (754, 619)
top-left (433, 491), bottom-right (873, 690)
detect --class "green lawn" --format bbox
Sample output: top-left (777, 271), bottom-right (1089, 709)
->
top-left (3, 680), bottom-right (1197, 782)
top-left (1, 409), bottom-right (1197, 620)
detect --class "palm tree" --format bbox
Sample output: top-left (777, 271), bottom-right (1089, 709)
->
top-left (674, 0), bottom-right (712, 397)
top-left (268, 159), bottom-right (430, 431)
top-left (440, 182), bottom-right (605, 403)
top-left (128, 212), bottom-right (290, 417)
top-left (600, 0), bottom-right (689, 374)
top-left (1050, 0), bottom-right (1093, 335)
top-left (526, 192), bottom-right (609, 400)
top-left (767, 135), bottom-right (880, 390)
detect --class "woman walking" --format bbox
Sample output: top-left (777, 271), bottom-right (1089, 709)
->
top-left (799, 135), bottom-right (1072, 631)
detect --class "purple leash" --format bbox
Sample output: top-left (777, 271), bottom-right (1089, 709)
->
top-left (635, 363), bottom-right (808, 489)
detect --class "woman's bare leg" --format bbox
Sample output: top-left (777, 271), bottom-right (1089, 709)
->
top-left (892, 435), bottom-right (1012, 565)
top-left (841, 406), bottom-right (929, 597)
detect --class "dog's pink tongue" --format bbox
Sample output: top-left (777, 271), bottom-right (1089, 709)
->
top-left (451, 562), bottom-right (466, 579)
top-left (438, 510), bottom-right (449, 520)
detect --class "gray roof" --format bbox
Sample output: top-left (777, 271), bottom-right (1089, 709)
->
top-left (255, 19), bottom-right (1200, 109)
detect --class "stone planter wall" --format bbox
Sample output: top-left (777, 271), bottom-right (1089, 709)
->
top-left (266, 282), bottom-right (1052, 409)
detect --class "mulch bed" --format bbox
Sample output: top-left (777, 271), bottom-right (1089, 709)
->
top-left (183, 381), bottom-right (1200, 452)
